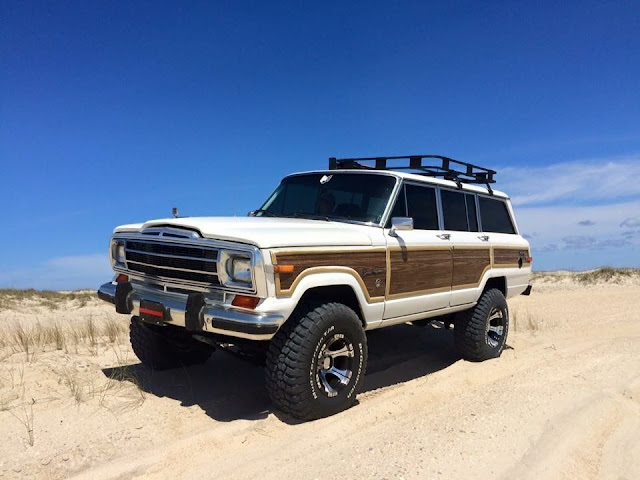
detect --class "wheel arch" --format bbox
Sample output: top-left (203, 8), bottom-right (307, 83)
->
top-left (482, 275), bottom-right (507, 296)
top-left (294, 284), bottom-right (366, 326)
top-left (279, 270), bottom-right (382, 327)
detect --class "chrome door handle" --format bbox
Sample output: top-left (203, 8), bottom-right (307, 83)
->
top-left (478, 235), bottom-right (489, 242)
top-left (436, 234), bottom-right (451, 240)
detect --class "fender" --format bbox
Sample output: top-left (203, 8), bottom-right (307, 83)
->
top-left (274, 269), bottom-right (385, 328)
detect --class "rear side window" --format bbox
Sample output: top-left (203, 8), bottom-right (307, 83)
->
top-left (441, 190), bottom-right (480, 232)
top-left (406, 184), bottom-right (439, 230)
top-left (441, 190), bottom-right (468, 231)
top-left (478, 197), bottom-right (516, 234)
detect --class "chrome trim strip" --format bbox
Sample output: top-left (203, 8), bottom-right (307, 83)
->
top-left (113, 269), bottom-right (215, 292)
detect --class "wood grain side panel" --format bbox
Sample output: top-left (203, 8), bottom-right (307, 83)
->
top-left (388, 249), bottom-right (452, 296)
top-left (452, 248), bottom-right (491, 287)
top-left (493, 247), bottom-right (531, 267)
top-left (274, 251), bottom-right (387, 299)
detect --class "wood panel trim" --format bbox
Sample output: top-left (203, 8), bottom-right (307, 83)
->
top-left (270, 244), bottom-right (530, 304)
top-left (492, 246), bottom-right (531, 268)
top-left (452, 246), bottom-right (491, 290)
top-left (272, 248), bottom-right (387, 303)
top-left (387, 246), bottom-right (453, 299)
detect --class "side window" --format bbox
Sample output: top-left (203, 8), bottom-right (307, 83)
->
top-left (385, 186), bottom-right (407, 227)
top-left (465, 194), bottom-right (479, 232)
top-left (405, 184), bottom-right (439, 230)
top-left (441, 190), bottom-right (468, 231)
top-left (478, 197), bottom-right (516, 234)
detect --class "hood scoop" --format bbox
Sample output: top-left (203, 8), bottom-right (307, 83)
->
top-left (141, 226), bottom-right (201, 239)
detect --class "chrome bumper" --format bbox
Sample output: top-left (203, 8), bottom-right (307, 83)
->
top-left (97, 281), bottom-right (284, 341)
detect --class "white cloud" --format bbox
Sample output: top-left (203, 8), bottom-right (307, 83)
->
top-left (620, 217), bottom-right (640, 228)
top-left (515, 200), bottom-right (640, 270)
top-left (498, 155), bottom-right (640, 206)
top-left (0, 254), bottom-right (111, 290)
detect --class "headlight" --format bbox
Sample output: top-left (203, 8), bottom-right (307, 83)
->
top-left (229, 257), bottom-right (251, 283)
top-left (218, 250), bottom-right (254, 289)
top-left (111, 240), bottom-right (126, 265)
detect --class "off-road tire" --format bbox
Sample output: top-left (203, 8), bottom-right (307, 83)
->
top-left (265, 302), bottom-right (367, 420)
top-left (454, 288), bottom-right (509, 362)
top-left (130, 316), bottom-right (213, 370)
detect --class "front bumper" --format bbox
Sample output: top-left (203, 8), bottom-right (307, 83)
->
top-left (97, 281), bottom-right (284, 340)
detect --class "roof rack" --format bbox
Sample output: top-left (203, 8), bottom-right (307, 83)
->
top-left (328, 155), bottom-right (496, 190)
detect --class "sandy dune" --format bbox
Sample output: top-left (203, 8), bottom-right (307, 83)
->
top-left (1, 273), bottom-right (639, 479)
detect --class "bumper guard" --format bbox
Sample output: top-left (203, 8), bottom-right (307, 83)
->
top-left (97, 281), bottom-right (284, 340)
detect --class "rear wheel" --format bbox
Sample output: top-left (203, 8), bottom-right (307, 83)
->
top-left (130, 316), bottom-right (213, 370)
top-left (265, 302), bottom-right (367, 420)
top-left (454, 288), bottom-right (509, 362)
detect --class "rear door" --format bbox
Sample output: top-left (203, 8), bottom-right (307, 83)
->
top-left (439, 188), bottom-right (492, 306)
top-left (383, 182), bottom-right (452, 319)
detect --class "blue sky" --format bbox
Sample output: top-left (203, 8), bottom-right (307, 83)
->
top-left (1, 1), bottom-right (639, 289)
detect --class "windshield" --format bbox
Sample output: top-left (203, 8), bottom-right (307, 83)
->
top-left (255, 173), bottom-right (397, 224)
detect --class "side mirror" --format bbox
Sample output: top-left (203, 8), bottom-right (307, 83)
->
top-left (248, 211), bottom-right (256, 217)
top-left (390, 217), bottom-right (413, 236)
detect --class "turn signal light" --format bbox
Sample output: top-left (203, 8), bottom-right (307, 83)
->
top-left (115, 274), bottom-right (129, 283)
top-left (274, 265), bottom-right (295, 273)
top-left (525, 256), bottom-right (533, 263)
top-left (231, 295), bottom-right (260, 309)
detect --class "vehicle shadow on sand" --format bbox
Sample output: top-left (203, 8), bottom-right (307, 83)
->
top-left (102, 322), bottom-right (461, 424)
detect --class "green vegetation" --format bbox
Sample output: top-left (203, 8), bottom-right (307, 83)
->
top-left (0, 289), bottom-right (96, 310)
top-left (532, 267), bottom-right (640, 285)
top-left (575, 267), bottom-right (640, 285)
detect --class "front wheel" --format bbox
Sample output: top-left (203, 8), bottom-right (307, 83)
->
top-left (454, 288), bottom-right (509, 362)
top-left (265, 302), bottom-right (368, 420)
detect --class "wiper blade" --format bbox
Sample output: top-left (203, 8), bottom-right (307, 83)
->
top-left (251, 209), bottom-right (278, 217)
top-left (290, 212), bottom-right (331, 221)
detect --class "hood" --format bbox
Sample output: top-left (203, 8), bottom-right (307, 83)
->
top-left (113, 216), bottom-right (379, 248)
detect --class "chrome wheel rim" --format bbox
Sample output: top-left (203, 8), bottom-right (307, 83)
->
top-left (316, 334), bottom-right (355, 398)
top-left (486, 307), bottom-right (505, 348)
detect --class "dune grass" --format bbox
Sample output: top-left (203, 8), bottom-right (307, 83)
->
top-left (0, 289), bottom-right (97, 311)
top-left (532, 267), bottom-right (640, 285)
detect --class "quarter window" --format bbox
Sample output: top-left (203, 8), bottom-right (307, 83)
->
top-left (405, 184), bottom-right (439, 230)
top-left (478, 197), bottom-right (516, 234)
top-left (385, 186), bottom-right (407, 227)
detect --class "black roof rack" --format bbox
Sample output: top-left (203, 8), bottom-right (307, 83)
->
top-left (328, 155), bottom-right (496, 190)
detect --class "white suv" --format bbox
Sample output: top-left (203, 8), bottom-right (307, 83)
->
top-left (98, 155), bottom-right (532, 420)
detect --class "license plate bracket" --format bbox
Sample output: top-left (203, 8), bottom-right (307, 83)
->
top-left (139, 299), bottom-right (166, 324)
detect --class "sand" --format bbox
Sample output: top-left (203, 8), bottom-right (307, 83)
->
top-left (0, 274), bottom-right (639, 479)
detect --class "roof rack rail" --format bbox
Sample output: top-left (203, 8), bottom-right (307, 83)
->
top-left (328, 155), bottom-right (496, 187)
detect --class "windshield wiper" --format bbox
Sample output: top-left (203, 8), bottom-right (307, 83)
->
top-left (250, 209), bottom-right (278, 217)
top-left (290, 212), bottom-right (332, 222)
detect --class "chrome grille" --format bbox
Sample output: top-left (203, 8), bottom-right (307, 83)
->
top-left (124, 240), bottom-right (220, 285)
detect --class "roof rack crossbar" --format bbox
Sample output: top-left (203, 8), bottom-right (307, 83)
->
top-left (328, 155), bottom-right (496, 185)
